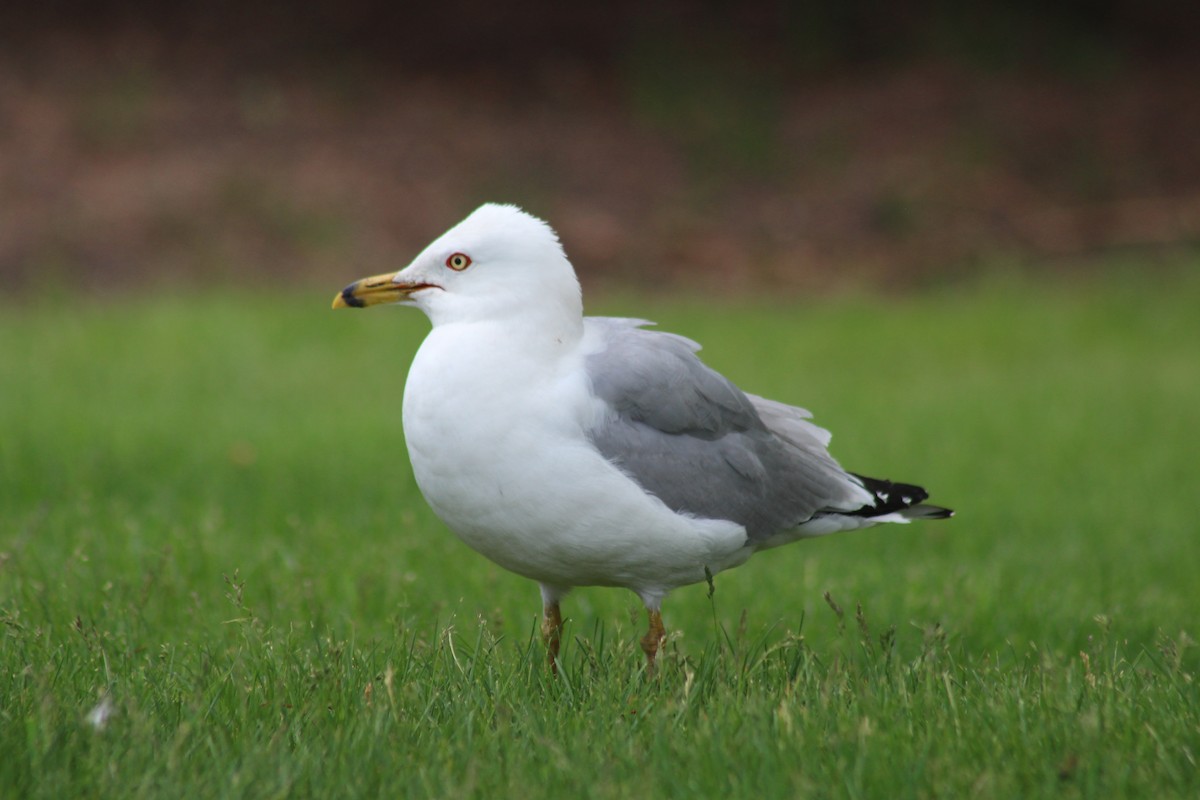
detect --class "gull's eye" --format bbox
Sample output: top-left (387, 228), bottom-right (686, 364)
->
top-left (446, 253), bottom-right (472, 271)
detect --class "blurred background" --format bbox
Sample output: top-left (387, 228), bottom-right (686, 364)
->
top-left (3, 0), bottom-right (1199, 295)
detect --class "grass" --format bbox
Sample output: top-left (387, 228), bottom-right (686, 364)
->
top-left (2, 268), bottom-right (1198, 798)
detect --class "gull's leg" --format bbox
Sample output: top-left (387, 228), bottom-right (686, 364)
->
top-left (640, 608), bottom-right (667, 675)
top-left (542, 602), bottom-right (563, 671)
top-left (539, 584), bottom-right (566, 673)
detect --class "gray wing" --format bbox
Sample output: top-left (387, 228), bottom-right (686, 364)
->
top-left (583, 318), bottom-right (871, 539)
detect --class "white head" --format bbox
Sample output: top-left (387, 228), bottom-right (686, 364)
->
top-left (333, 204), bottom-right (584, 333)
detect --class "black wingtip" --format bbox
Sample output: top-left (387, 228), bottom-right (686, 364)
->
top-left (843, 473), bottom-right (952, 520)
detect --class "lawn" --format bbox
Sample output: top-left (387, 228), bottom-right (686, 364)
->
top-left (2, 266), bottom-right (1198, 798)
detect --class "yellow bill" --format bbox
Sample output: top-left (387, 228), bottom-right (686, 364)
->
top-left (331, 272), bottom-right (431, 309)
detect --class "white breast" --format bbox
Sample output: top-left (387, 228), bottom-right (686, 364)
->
top-left (400, 321), bottom-right (749, 592)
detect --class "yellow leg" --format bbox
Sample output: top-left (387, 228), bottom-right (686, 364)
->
top-left (542, 601), bottom-right (563, 673)
top-left (640, 608), bottom-right (666, 675)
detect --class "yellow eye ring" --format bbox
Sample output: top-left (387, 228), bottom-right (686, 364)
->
top-left (446, 253), bottom-right (472, 271)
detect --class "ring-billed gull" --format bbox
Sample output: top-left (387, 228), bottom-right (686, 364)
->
top-left (333, 204), bottom-right (952, 672)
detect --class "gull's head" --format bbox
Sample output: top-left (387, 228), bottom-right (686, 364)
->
top-left (332, 204), bottom-right (583, 330)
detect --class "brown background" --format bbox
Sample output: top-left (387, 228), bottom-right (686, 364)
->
top-left (3, 1), bottom-right (1198, 294)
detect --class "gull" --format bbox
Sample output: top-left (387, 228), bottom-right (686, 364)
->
top-left (333, 204), bottom-right (952, 673)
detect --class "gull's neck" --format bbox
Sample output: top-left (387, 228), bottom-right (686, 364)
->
top-left (425, 288), bottom-right (585, 352)
top-left (459, 308), bottom-right (583, 356)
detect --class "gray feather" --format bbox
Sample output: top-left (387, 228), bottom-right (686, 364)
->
top-left (583, 318), bottom-right (869, 539)
top-left (586, 318), bottom-right (761, 438)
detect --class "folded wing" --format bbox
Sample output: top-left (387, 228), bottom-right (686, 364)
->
top-left (582, 318), bottom-right (879, 540)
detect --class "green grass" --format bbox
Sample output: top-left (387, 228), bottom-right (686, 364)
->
top-left (2, 269), bottom-right (1198, 798)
